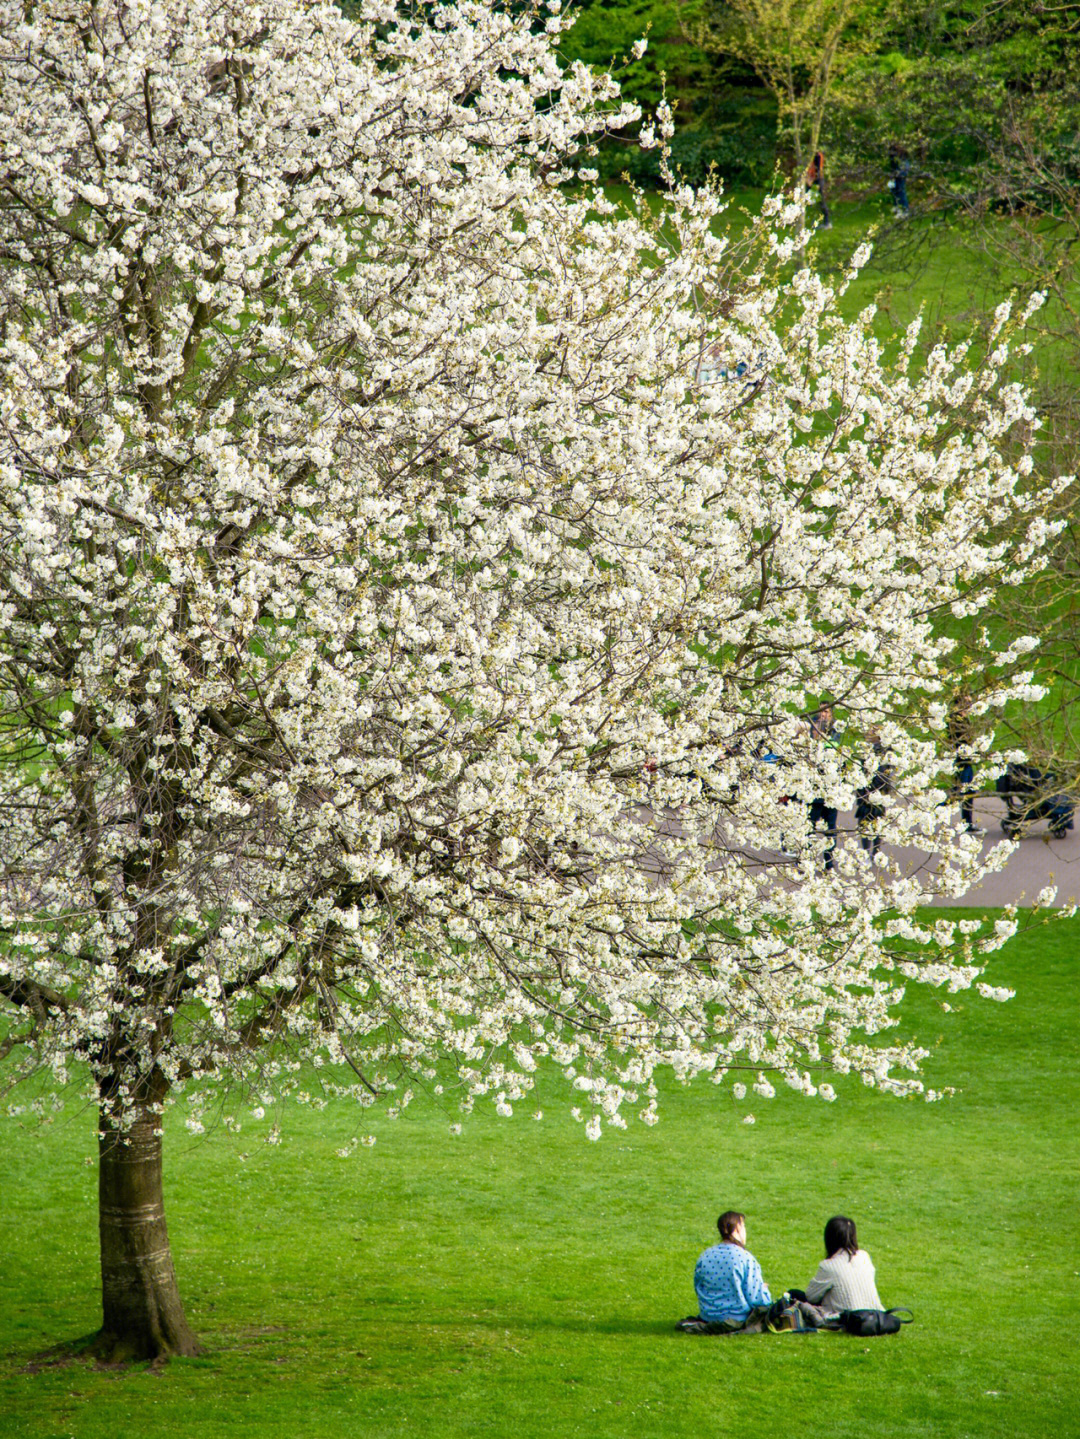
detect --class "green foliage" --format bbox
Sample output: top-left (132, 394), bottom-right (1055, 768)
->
top-left (560, 0), bottom-right (713, 118)
top-left (555, 0), bottom-right (1080, 189)
top-left (2, 913), bottom-right (1078, 1436)
top-left (672, 100), bottom-right (779, 185)
top-left (873, 50), bottom-right (911, 76)
top-left (591, 92), bottom-right (778, 185)
top-left (699, 0), bottom-right (894, 169)
top-left (560, 1), bottom-right (781, 183)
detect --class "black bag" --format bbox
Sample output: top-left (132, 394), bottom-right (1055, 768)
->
top-left (838, 1307), bottom-right (913, 1336)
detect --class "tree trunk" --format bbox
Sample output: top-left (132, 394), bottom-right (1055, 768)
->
top-left (96, 1101), bottom-right (201, 1361)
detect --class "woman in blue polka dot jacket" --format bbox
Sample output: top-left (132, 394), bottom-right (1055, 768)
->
top-left (694, 1210), bottom-right (773, 1325)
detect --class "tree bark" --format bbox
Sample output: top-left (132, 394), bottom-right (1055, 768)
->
top-left (96, 1101), bottom-right (201, 1361)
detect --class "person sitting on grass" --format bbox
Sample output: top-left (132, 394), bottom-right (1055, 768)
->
top-left (692, 1210), bottom-right (773, 1331)
top-left (803, 1215), bottom-right (884, 1316)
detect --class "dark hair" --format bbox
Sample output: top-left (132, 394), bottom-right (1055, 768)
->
top-left (824, 1215), bottom-right (859, 1259)
top-left (717, 1211), bottom-right (746, 1246)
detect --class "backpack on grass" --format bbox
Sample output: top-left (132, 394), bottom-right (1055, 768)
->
top-left (837, 1307), bottom-right (913, 1336)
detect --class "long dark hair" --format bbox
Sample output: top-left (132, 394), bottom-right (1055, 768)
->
top-left (718, 1210), bottom-right (746, 1247)
top-left (824, 1215), bottom-right (859, 1259)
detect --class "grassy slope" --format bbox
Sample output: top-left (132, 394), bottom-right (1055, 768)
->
top-left (2, 911), bottom-right (1078, 1438)
top-left (720, 186), bottom-right (1078, 343)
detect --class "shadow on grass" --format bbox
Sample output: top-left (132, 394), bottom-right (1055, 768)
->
top-left (403, 1314), bottom-right (680, 1339)
top-left (19, 1331), bottom-right (111, 1375)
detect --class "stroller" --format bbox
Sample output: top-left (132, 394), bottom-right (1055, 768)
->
top-left (995, 764), bottom-right (1075, 840)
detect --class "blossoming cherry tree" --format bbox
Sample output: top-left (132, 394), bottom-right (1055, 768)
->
top-left (0, 0), bottom-right (1057, 1358)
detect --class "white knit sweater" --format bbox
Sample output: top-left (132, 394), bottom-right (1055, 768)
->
top-left (804, 1249), bottom-right (884, 1314)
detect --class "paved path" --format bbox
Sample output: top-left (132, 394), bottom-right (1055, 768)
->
top-left (926, 794), bottom-right (1080, 907)
top-left (644, 792), bottom-right (1079, 908)
top-left (801, 794), bottom-right (1079, 907)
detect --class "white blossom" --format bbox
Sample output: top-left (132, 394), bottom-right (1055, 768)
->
top-left (976, 984), bottom-right (1016, 1002)
top-left (0, 0), bottom-right (1057, 1161)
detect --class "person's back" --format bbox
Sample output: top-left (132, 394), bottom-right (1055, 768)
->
top-left (694, 1211), bottom-right (772, 1323)
top-left (804, 1215), bottom-right (883, 1315)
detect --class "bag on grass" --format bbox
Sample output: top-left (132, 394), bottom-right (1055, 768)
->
top-left (838, 1307), bottom-right (913, 1336)
top-left (766, 1299), bottom-right (820, 1333)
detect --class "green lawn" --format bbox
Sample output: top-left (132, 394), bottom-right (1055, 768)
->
top-left (2, 911), bottom-right (1078, 1438)
top-left (615, 178), bottom-right (1079, 342)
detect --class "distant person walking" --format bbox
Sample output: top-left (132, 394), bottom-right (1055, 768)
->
top-left (888, 146), bottom-right (911, 217)
top-left (805, 150), bottom-right (832, 230)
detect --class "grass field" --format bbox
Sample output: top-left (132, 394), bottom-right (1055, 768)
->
top-left (2, 910), bottom-right (1078, 1439)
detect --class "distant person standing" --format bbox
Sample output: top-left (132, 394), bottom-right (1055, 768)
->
top-left (808, 703), bottom-right (839, 871)
top-left (855, 732), bottom-right (893, 859)
top-left (805, 150), bottom-right (832, 230)
top-left (888, 146), bottom-right (911, 217)
top-left (947, 694), bottom-right (981, 835)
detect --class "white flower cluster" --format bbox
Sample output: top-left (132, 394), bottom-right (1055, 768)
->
top-left (0, 0), bottom-right (1061, 1143)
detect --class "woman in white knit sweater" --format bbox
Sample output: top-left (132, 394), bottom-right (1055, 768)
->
top-left (804, 1216), bottom-right (884, 1315)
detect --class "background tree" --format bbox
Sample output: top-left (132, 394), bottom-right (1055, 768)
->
top-left (560, 0), bottom-right (712, 120)
top-left (0, 0), bottom-right (1060, 1362)
top-left (557, 0), bottom-right (780, 187)
top-left (828, 0), bottom-right (1078, 199)
top-left (696, 0), bottom-right (890, 173)
top-left (939, 92), bottom-right (1080, 797)
top-left (523, 0), bottom-right (1080, 189)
